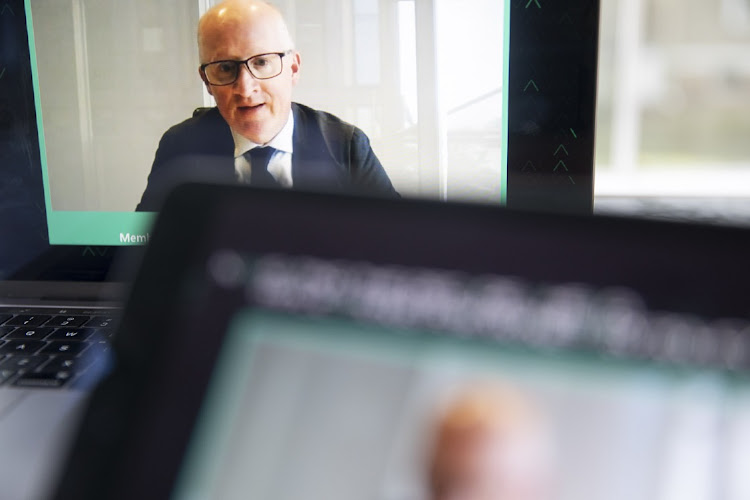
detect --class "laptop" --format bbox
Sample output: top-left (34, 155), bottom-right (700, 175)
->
top-left (55, 184), bottom-right (750, 500)
top-left (1, 0), bottom-right (600, 498)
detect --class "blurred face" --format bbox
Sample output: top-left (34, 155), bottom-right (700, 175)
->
top-left (198, 5), bottom-right (300, 144)
top-left (430, 427), bottom-right (549, 500)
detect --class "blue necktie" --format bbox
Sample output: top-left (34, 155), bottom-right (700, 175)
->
top-left (245, 146), bottom-right (279, 188)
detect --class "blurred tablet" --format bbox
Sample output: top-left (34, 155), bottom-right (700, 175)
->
top-left (55, 184), bottom-right (750, 500)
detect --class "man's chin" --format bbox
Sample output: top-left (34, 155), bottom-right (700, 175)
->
top-left (233, 121), bottom-right (276, 145)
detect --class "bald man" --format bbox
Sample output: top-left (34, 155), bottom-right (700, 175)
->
top-left (137, 0), bottom-right (398, 211)
top-left (428, 385), bottom-right (554, 500)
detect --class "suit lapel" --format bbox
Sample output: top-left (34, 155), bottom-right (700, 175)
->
top-left (212, 110), bottom-right (239, 182)
top-left (291, 103), bottom-right (346, 191)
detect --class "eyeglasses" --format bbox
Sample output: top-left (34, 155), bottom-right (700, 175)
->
top-left (200, 50), bottom-right (293, 86)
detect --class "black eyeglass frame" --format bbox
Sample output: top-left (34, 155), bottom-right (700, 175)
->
top-left (200, 50), bottom-right (294, 86)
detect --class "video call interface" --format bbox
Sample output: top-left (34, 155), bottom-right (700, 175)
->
top-left (173, 254), bottom-right (750, 500)
top-left (22, 0), bottom-right (511, 246)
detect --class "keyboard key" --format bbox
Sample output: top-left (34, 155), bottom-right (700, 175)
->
top-left (86, 340), bottom-right (112, 359)
top-left (40, 341), bottom-right (91, 356)
top-left (90, 328), bottom-right (115, 342)
top-left (0, 340), bottom-right (46, 354)
top-left (0, 314), bottom-right (12, 325)
top-left (46, 316), bottom-right (91, 328)
top-left (14, 372), bottom-right (71, 389)
top-left (5, 315), bottom-right (52, 327)
top-left (47, 328), bottom-right (95, 341)
top-left (41, 355), bottom-right (93, 373)
top-left (0, 355), bottom-right (47, 373)
top-left (0, 326), bottom-right (16, 338)
top-left (85, 316), bottom-right (117, 329)
top-left (0, 369), bottom-right (14, 385)
top-left (5, 327), bottom-right (55, 340)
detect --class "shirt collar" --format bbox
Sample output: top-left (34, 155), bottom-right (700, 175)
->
top-left (232, 110), bottom-right (295, 158)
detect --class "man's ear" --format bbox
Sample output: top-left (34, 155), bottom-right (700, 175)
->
top-left (199, 68), bottom-right (214, 96)
top-left (290, 52), bottom-right (301, 86)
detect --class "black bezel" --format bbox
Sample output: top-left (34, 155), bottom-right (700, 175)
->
top-left (506, 0), bottom-right (599, 212)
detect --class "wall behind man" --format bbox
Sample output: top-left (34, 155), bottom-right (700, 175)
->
top-left (281, 0), bottom-right (506, 202)
top-left (34, 0), bottom-right (202, 211)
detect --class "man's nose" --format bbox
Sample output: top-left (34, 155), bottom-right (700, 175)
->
top-left (233, 64), bottom-right (260, 95)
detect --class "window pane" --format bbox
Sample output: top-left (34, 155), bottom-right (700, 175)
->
top-left (596, 0), bottom-right (750, 198)
top-left (32, 0), bottom-right (202, 211)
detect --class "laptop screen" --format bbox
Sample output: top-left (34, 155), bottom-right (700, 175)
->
top-left (171, 254), bottom-right (750, 500)
top-left (25, 0), bottom-right (511, 246)
top-left (6, 0), bottom-right (597, 257)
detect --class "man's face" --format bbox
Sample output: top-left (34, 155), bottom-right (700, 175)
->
top-left (199, 14), bottom-right (300, 144)
top-left (430, 428), bottom-right (550, 500)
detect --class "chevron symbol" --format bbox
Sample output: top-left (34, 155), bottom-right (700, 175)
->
top-left (524, 80), bottom-right (539, 92)
top-left (554, 160), bottom-right (568, 172)
top-left (554, 144), bottom-right (569, 157)
top-left (525, 0), bottom-right (541, 8)
top-left (0, 3), bottom-right (14, 16)
top-left (82, 246), bottom-right (109, 257)
top-left (522, 161), bottom-right (537, 172)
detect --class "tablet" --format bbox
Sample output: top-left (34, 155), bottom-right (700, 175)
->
top-left (54, 185), bottom-right (750, 500)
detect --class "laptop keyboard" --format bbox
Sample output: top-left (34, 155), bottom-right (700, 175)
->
top-left (0, 307), bottom-right (119, 389)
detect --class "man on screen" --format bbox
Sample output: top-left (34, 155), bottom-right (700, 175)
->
top-left (136, 0), bottom-right (398, 211)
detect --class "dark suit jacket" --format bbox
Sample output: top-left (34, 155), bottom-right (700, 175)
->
top-left (136, 102), bottom-right (398, 211)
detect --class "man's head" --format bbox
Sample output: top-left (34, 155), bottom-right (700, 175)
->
top-left (428, 385), bottom-right (554, 500)
top-left (198, 0), bottom-right (300, 144)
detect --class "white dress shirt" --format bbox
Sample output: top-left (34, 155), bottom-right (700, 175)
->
top-left (232, 111), bottom-right (295, 188)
